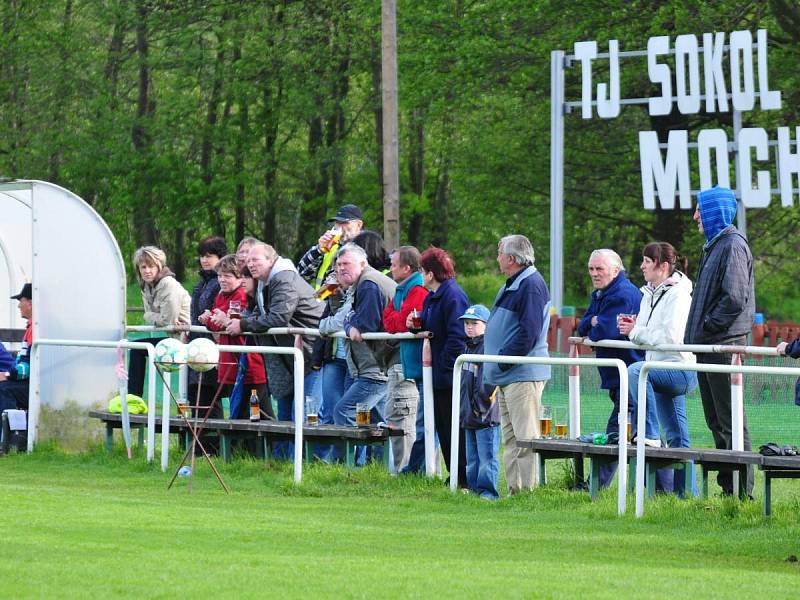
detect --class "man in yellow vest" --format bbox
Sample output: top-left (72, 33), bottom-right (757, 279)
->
top-left (297, 204), bottom-right (364, 290)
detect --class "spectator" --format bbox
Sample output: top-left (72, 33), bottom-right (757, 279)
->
top-left (684, 186), bottom-right (755, 497)
top-left (382, 246), bottom-right (428, 472)
top-left (576, 248), bottom-right (643, 489)
top-left (332, 244), bottom-right (397, 461)
top-left (204, 255), bottom-right (271, 419)
top-left (619, 242), bottom-right (698, 497)
top-left (188, 235), bottom-right (228, 418)
top-left (297, 204), bottom-right (364, 289)
top-left (407, 247), bottom-right (468, 487)
top-left (235, 237), bottom-right (260, 273)
top-left (484, 235), bottom-right (551, 495)
top-left (0, 284), bottom-right (33, 412)
top-left (227, 242), bottom-right (323, 458)
top-left (128, 246), bottom-right (191, 397)
top-left (459, 304), bottom-right (500, 500)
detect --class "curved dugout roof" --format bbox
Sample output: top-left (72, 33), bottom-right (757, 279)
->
top-left (0, 181), bottom-right (126, 414)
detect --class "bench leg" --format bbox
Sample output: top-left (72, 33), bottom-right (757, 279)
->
top-left (763, 473), bottom-right (772, 517)
top-left (137, 426), bottom-right (145, 449)
top-left (537, 453), bottom-right (546, 486)
top-left (702, 466), bottom-right (709, 498)
top-left (646, 462), bottom-right (656, 499)
top-left (589, 459), bottom-right (600, 501)
top-left (220, 433), bottom-right (231, 463)
top-left (345, 441), bottom-right (355, 467)
top-left (627, 459), bottom-right (636, 493)
top-left (304, 441), bottom-right (311, 463)
top-left (105, 423), bottom-right (114, 453)
top-left (383, 441), bottom-right (390, 468)
top-left (574, 456), bottom-right (585, 486)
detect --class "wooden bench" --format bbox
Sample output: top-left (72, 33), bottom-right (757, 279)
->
top-left (519, 439), bottom-right (777, 506)
top-left (89, 410), bottom-right (403, 468)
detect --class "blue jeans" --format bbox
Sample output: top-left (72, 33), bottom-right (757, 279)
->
top-left (628, 361), bottom-right (699, 497)
top-left (317, 359), bottom-right (352, 461)
top-left (273, 370), bottom-right (321, 461)
top-left (333, 376), bottom-right (386, 465)
top-left (465, 425), bottom-right (500, 499)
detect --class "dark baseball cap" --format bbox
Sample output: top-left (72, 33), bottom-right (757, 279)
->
top-left (11, 283), bottom-right (32, 300)
top-left (328, 204), bottom-right (363, 223)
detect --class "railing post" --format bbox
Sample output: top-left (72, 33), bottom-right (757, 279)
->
top-left (161, 374), bottom-right (172, 472)
top-left (568, 341), bottom-right (581, 437)
top-left (730, 352), bottom-right (744, 496)
top-left (422, 338), bottom-right (436, 477)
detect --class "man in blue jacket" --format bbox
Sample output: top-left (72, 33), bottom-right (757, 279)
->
top-left (484, 235), bottom-right (551, 495)
top-left (577, 249), bottom-right (643, 488)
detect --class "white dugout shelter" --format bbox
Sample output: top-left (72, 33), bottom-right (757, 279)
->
top-left (0, 181), bottom-right (126, 442)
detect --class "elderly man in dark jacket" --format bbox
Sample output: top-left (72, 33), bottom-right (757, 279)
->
top-left (684, 186), bottom-right (755, 496)
top-left (577, 249), bottom-right (643, 488)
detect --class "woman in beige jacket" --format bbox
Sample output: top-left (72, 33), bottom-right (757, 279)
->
top-left (128, 246), bottom-right (191, 396)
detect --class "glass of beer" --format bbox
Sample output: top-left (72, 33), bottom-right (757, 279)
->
top-left (306, 397), bottom-right (319, 426)
top-left (228, 300), bottom-right (242, 319)
top-left (411, 309), bottom-right (423, 330)
top-left (177, 399), bottom-right (189, 417)
top-left (356, 402), bottom-right (371, 427)
top-left (539, 405), bottom-right (552, 438)
top-left (554, 406), bottom-right (568, 439)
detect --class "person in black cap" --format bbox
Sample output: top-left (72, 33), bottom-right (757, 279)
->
top-left (0, 283), bottom-right (33, 413)
top-left (297, 203), bottom-right (364, 289)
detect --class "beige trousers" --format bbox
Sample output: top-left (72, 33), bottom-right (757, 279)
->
top-left (498, 380), bottom-right (545, 494)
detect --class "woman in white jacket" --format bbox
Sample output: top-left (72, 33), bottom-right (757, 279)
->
top-left (618, 242), bottom-right (697, 497)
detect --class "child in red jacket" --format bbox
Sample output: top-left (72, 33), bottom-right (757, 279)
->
top-left (202, 255), bottom-right (272, 419)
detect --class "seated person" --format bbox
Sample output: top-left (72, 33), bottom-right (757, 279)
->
top-left (0, 283), bottom-right (33, 413)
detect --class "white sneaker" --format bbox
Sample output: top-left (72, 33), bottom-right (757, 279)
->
top-left (632, 435), bottom-right (661, 448)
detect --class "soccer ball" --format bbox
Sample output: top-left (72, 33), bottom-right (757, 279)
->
top-left (154, 338), bottom-right (187, 372)
top-left (186, 338), bottom-right (219, 372)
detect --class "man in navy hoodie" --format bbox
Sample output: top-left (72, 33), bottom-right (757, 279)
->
top-left (577, 249), bottom-right (643, 488)
top-left (484, 235), bottom-right (551, 495)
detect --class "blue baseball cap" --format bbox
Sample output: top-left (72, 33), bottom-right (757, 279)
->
top-left (458, 304), bottom-right (490, 323)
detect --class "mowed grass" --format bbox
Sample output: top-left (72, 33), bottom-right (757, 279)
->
top-left (2, 446), bottom-right (800, 599)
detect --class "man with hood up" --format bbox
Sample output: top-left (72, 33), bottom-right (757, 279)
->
top-left (684, 186), bottom-right (755, 497)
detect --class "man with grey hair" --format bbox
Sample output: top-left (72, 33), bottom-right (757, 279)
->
top-left (227, 242), bottom-right (323, 458)
top-left (332, 244), bottom-right (397, 460)
top-left (484, 234), bottom-right (551, 494)
top-left (577, 248), bottom-right (643, 488)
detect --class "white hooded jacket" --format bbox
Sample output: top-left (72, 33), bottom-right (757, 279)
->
top-left (628, 271), bottom-right (695, 363)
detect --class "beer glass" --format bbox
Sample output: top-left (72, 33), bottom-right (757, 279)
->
top-left (356, 402), bottom-right (371, 427)
top-left (228, 300), bottom-right (242, 319)
top-left (554, 406), bottom-right (568, 439)
top-left (306, 396), bottom-right (319, 426)
top-left (539, 405), bottom-right (552, 438)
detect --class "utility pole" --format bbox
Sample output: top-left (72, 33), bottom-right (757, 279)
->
top-left (381, 0), bottom-right (400, 250)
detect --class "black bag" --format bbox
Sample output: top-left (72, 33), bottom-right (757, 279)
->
top-left (1, 410), bottom-right (27, 454)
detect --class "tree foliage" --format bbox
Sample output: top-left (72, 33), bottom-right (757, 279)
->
top-left (0, 1), bottom-right (798, 315)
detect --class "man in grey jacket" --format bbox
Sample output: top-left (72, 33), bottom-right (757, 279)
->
top-left (228, 242), bottom-right (324, 441)
top-left (684, 186), bottom-right (755, 496)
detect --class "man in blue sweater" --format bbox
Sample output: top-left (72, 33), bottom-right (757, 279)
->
top-left (577, 249), bottom-right (643, 488)
top-left (484, 235), bottom-right (551, 495)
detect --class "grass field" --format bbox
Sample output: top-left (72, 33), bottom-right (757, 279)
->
top-left (2, 445), bottom-right (800, 599)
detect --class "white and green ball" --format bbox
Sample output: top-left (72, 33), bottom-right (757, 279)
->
top-left (186, 338), bottom-right (219, 372)
top-left (154, 338), bottom-right (187, 372)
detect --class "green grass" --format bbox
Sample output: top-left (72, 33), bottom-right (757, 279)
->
top-left (2, 446), bottom-right (800, 598)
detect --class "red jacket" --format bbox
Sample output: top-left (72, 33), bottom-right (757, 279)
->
top-left (206, 288), bottom-right (266, 385)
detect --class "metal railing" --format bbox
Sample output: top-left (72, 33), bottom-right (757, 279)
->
top-left (568, 336), bottom-right (800, 517)
top-left (451, 354), bottom-right (630, 516)
top-left (126, 325), bottom-right (438, 477)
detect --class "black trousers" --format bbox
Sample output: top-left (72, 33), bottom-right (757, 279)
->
top-left (127, 337), bottom-right (163, 397)
top-left (696, 344), bottom-right (754, 496)
top-left (433, 386), bottom-right (467, 487)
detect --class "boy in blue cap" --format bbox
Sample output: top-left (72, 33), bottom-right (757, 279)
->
top-left (459, 304), bottom-right (500, 499)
